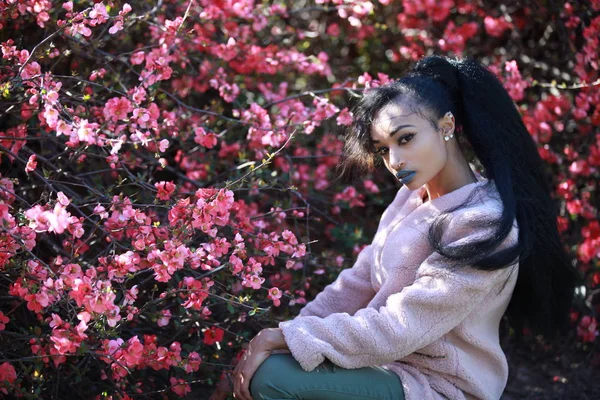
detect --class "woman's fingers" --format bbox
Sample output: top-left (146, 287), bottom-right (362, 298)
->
top-left (234, 330), bottom-right (278, 400)
top-left (239, 360), bottom-right (254, 400)
top-left (237, 369), bottom-right (252, 400)
top-left (239, 348), bottom-right (274, 400)
top-left (233, 352), bottom-right (247, 399)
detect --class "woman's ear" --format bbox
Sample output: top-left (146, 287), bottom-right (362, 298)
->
top-left (438, 111), bottom-right (455, 137)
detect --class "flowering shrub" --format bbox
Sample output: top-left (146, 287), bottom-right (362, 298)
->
top-left (0, 0), bottom-right (598, 397)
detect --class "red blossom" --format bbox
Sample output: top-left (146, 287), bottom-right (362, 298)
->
top-left (0, 363), bottom-right (17, 394)
top-left (203, 326), bottom-right (225, 345)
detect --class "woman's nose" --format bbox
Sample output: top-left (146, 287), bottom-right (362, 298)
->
top-left (389, 150), bottom-right (404, 170)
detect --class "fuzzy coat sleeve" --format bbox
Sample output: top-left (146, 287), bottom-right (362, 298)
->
top-left (279, 210), bottom-right (518, 372)
top-left (296, 188), bottom-right (411, 319)
top-left (297, 244), bottom-right (376, 318)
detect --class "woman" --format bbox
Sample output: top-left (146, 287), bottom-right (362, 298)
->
top-left (224, 56), bottom-right (579, 400)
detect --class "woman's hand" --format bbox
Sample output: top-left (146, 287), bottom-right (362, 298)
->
top-left (232, 328), bottom-right (288, 400)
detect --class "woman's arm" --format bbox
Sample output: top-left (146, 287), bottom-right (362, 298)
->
top-left (298, 188), bottom-right (412, 319)
top-left (297, 244), bottom-right (376, 318)
top-left (279, 220), bottom-right (518, 372)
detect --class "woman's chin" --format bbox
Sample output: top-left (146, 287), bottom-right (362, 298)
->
top-left (399, 175), bottom-right (418, 188)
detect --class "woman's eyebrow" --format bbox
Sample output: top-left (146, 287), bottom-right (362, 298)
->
top-left (388, 124), bottom-right (415, 137)
top-left (372, 124), bottom-right (415, 143)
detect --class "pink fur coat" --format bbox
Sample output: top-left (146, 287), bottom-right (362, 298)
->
top-left (279, 177), bottom-right (519, 400)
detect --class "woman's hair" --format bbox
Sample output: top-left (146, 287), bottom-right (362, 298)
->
top-left (339, 55), bottom-right (580, 338)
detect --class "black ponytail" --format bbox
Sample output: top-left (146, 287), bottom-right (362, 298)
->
top-left (340, 55), bottom-right (580, 338)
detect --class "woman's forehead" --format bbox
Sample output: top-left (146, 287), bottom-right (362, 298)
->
top-left (371, 103), bottom-right (428, 136)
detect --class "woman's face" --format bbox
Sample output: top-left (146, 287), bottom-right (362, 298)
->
top-left (370, 101), bottom-right (449, 190)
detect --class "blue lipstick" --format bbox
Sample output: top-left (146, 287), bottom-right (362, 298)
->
top-left (396, 171), bottom-right (416, 185)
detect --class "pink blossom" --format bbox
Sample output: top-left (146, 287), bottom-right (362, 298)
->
top-left (334, 186), bottom-right (366, 208)
top-left (77, 311), bottom-right (91, 324)
top-left (89, 3), bottom-right (109, 26)
top-left (25, 154), bottom-right (37, 173)
top-left (438, 22), bottom-right (479, 54)
top-left (109, 21), bottom-right (124, 35)
top-left (89, 68), bottom-right (106, 81)
top-left (157, 310), bottom-right (171, 327)
top-left (503, 60), bottom-right (529, 102)
top-left (241, 273), bottom-right (264, 290)
top-left (76, 119), bottom-right (98, 145)
top-left (218, 82), bottom-right (240, 102)
top-left (336, 108), bottom-right (353, 126)
top-left (93, 204), bottom-right (109, 219)
top-left (43, 105), bottom-right (59, 128)
top-left (281, 230), bottom-right (298, 245)
top-left (312, 97), bottom-right (339, 122)
top-left (129, 87), bottom-right (146, 105)
top-left (104, 97), bottom-right (133, 122)
top-left (0, 312), bottom-right (9, 330)
top-left (155, 181), bottom-right (176, 201)
top-left (194, 127), bottom-right (218, 148)
top-left (57, 191), bottom-right (70, 206)
top-left (20, 61), bottom-right (41, 80)
top-left (184, 352), bottom-right (202, 373)
top-left (229, 255), bottom-right (244, 275)
top-left (122, 336), bottom-right (144, 367)
top-left (46, 203), bottom-right (71, 234)
top-left (569, 160), bottom-right (591, 176)
top-left (55, 120), bottom-right (72, 136)
top-left (363, 180), bottom-right (380, 193)
top-left (50, 329), bottom-right (79, 354)
top-left (130, 51), bottom-right (145, 65)
top-left (45, 90), bottom-right (59, 104)
top-left (158, 139), bottom-right (169, 152)
top-left (484, 16), bottom-right (513, 38)
top-left (268, 287), bottom-right (283, 307)
top-left (24, 205), bottom-right (50, 232)
top-left (124, 286), bottom-right (139, 305)
top-left (70, 23), bottom-right (92, 37)
top-left (292, 243), bottom-right (306, 259)
top-left (49, 313), bottom-right (63, 328)
top-left (170, 377), bottom-right (191, 396)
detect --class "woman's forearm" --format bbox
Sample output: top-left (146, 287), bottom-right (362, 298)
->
top-left (260, 327), bottom-right (289, 351)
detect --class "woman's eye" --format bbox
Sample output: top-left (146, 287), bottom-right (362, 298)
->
top-left (399, 134), bottom-right (415, 144)
top-left (376, 147), bottom-right (389, 155)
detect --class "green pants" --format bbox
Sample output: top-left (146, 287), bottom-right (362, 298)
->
top-left (250, 353), bottom-right (405, 400)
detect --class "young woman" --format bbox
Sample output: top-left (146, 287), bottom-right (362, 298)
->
top-left (225, 55), bottom-right (579, 400)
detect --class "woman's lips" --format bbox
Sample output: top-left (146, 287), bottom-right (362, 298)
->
top-left (396, 171), bottom-right (416, 184)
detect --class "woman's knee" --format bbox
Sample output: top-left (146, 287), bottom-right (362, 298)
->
top-left (250, 353), bottom-right (299, 399)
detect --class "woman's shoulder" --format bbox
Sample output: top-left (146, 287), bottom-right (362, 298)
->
top-left (378, 185), bottom-right (418, 223)
top-left (442, 181), bottom-right (519, 245)
top-left (450, 183), bottom-right (503, 219)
